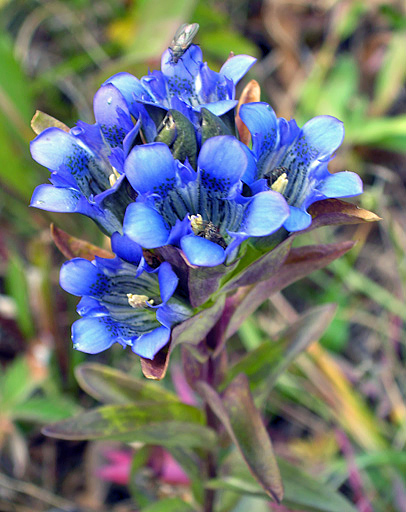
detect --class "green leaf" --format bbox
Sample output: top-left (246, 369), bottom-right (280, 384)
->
top-left (42, 403), bottom-right (217, 448)
top-left (140, 497), bottom-right (196, 512)
top-left (12, 396), bottom-right (80, 423)
top-left (75, 363), bottom-right (180, 404)
top-left (0, 357), bottom-right (37, 410)
top-left (224, 241), bottom-right (355, 340)
top-left (171, 295), bottom-right (226, 351)
top-left (5, 252), bottom-right (35, 339)
top-left (197, 375), bottom-right (283, 503)
top-left (211, 452), bottom-right (358, 512)
top-left (225, 304), bottom-right (336, 395)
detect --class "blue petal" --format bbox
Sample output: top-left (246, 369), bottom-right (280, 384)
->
top-left (240, 145), bottom-right (258, 185)
top-left (77, 296), bottom-right (108, 317)
top-left (317, 171), bottom-right (363, 199)
top-left (30, 128), bottom-right (82, 170)
top-left (283, 206), bottom-right (312, 232)
top-left (156, 303), bottom-right (192, 328)
top-left (239, 102), bottom-right (278, 165)
top-left (161, 45), bottom-right (202, 81)
top-left (93, 84), bottom-right (133, 148)
top-left (30, 185), bottom-right (81, 212)
top-left (198, 136), bottom-right (247, 195)
top-left (30, 127), bottom-right (110, 197)
top-left (301, 115), bottom-right (344, 159)
top-left (181, 234), bottom-right (225, 267)
top-left (59, 259), bottom-right (101, 296)
top-left (124, 143), bottom-right (177, 196)
top-left (111, 232), bottom-right (143, 266)
top-left (132, 325), bottom-right (171, 359)
top-left (201, 100), bottom-right (238, 116)
top-left (103, 72), bottom-right (152, 111)
top-left (158, 262), bottom-right (178, 303)
top-left (220, 55), bottom-right (257, 84)
top-left (72, 317), bottom-right (117, 354)
top-left (241, 191), bottom-right (290, 236)
top-left (123, 202), bottom-right (169, 248)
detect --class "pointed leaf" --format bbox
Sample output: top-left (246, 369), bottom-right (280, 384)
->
top-left (75, 363), bottom-right (179, 403)
top-left (213, 450), bottom-right (358, 511)
top-left (43, 403), bottom-right (217, 448)
top-left (225, 304), bottom-right (337, 397)
top-left (236, 79), bottom-right (261, 145)
top-left (171, 295), bottom-right (226, 350)
top-left (31, 110), bottom-right (69, 135)
top-left (222, 237), bottom-right (292, 292)
top-left (188, 263), bottom-right (237, 308)
top-left (140, 344), bottom-right (171, 381)
top-left (307, 199), bottom-right (380, 231)
top-left (51, 224), bottom-right (114, 260)
top-left (225, 241), bottom-right (354, 339)
top-left (197, 375), bottom-right (283, 503)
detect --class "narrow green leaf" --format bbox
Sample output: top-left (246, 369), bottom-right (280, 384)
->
top-left (75, 363), bottom-right (179, 404)
top-left (197, 376), bottom-right (283, 503)
top-left (224, 241), bottom-right (354, 340)
top-left (42, 403), bottom-right (217, 448)
top-left (0, 357), bottom-right (37, 410)
top-left (212, 452), bottom-right (358, 512)
top-left (259, 304), bottom-right (337, 398)
top-left (12, 396), bottom-right (80, 423)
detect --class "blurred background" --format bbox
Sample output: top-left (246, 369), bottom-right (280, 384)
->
top-left (0, 0), bottom-right (406, 510)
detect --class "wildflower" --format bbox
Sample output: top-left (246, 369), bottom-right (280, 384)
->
top-left (30, 115), bottom-right (136, 235)
top-left (239, 102), bottom-right (363, 231)
top-left (122, 135), bottom-right (290, 267)
top-left (59, 234), bottom-right (191, 359)
top-left (103, 44), bottom-right (256, 134)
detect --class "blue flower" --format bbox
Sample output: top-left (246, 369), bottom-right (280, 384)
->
top-left (59, 233), bottom-right (192, 359)
top-left (30, 101), bottom-right (136, 235)
top-left (239, 102), bottom-right (363, 231)
top-left (122, 136), bottom-right (290, 267)
top-left (103, 45), bottom-right (256, 135)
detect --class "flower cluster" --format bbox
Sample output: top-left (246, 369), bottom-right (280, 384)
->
top-left (30, 25), bottom-right (363, 360)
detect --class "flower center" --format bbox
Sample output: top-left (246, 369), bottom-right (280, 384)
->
top-left (189, 214), bottom-right (227, 249)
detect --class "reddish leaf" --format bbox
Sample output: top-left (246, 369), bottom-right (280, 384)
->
top-left (51, 224), bottom-right (114, 261)
top-left (307, 198), bottom-right (381, 231)
top-left (197, 375), bottom-right (283, 503)
top-left (236, 80), bottom-right (261, 146)
top-left (225, 240), bottom-right (354, 339)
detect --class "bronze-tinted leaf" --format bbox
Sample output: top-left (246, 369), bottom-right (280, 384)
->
top-left (51, 224), bottom-right (114, 261)
top-left (236, 80), bottom-right (261, 146)
top-left (307, 198), bottom-right (381, 231)
top-left (140, 343), bottom-right (171, 380)
top-left (197, 375), bottom-right (283, 503)
top-left (75, 363), bottom-right (179, 402)
top-left (31, 110), bottom-right (70, 135)
top-left (225, 241), bottom-right (354, 339)
top-left (42, 403), bottom-right (217, 448)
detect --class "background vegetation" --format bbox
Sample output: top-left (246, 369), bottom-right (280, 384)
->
top-left (0, 0), bottom-right (406, 510)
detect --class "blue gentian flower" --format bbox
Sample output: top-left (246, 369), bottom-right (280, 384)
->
top-left (30, 95), bottom-right (137, 235)
top-left (59, 233), bottom-right (192, 359)
top-left (122, 135), bottom-right (290, 267)
top-left (103, 45), bottom-right (256, 134)
top-left (239, 102), bottom-right (363, 231)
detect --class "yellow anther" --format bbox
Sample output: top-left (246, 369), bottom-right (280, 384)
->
top-left (271, 172), bottom-right (288, 195)
top-left (127, 293), bottom-right (154, 308)
top-left (109, 168), bottom-right (121, 187)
